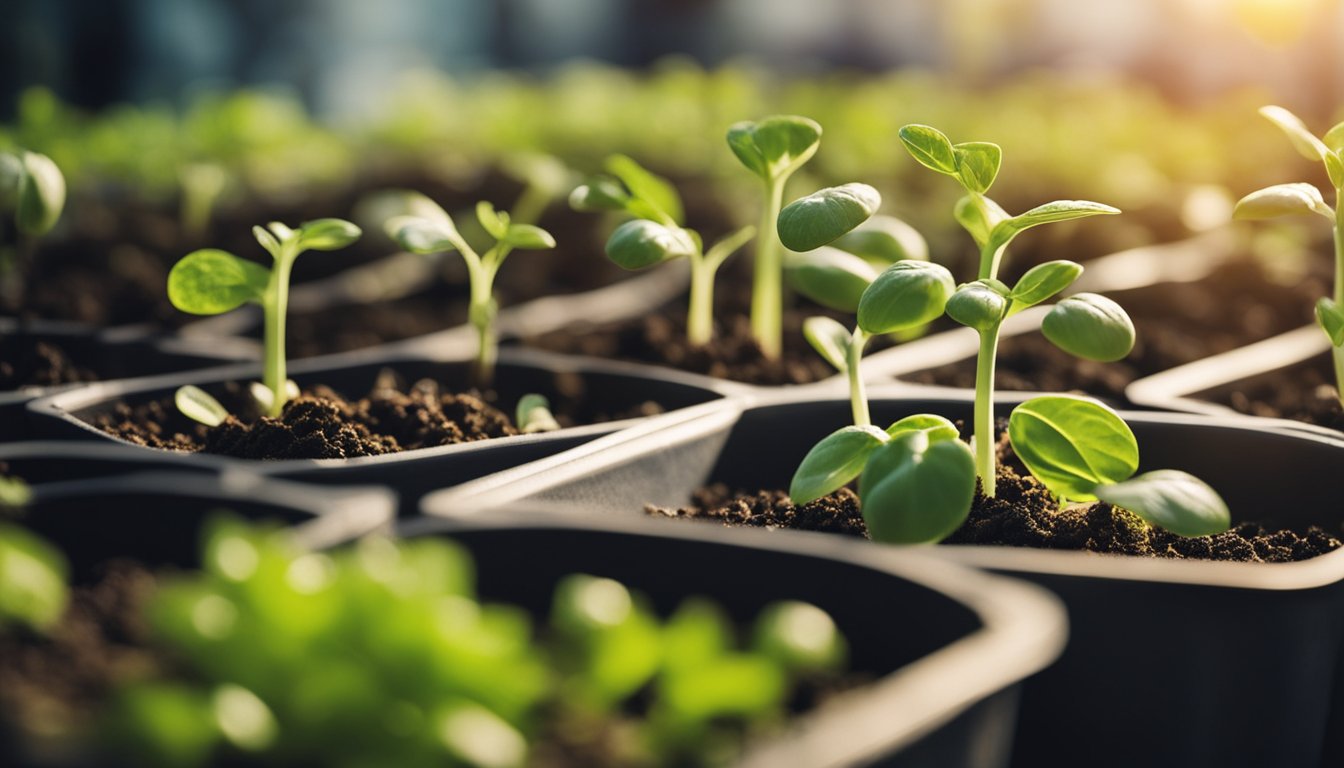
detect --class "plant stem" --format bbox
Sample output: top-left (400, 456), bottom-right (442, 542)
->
top-left (469, 250), bottom-right (504, 387)
top-left (848, 328), bottom-right (870, 427)
top-left (751, 178), bottom-right (785, 360)
top-left (262, 247), bottom-right (295, 418)
top-left (510, 182), bottom-right (548, 227)
top-left (974, 323), bottom-right (1001, 497)
top-left (1334, 191), bottom-right (1344, 408)
top-left (687, 253), bottom-right (714, 347)
top-left (978, 241), bottom-right (1007, 282)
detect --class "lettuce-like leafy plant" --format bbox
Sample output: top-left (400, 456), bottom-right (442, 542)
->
top-left (572, 155), bottom-right (754, 347)
top-left (897, 124), bottom-right (1131, 496)
top-left (727, 116), bottom-right (823, 359)
top-left (388, 196), bottom-right (556, 385)
top-left (167, 219), bottom-right (361, 418)
top-left (1232, 106), bottom-right (1344, 408)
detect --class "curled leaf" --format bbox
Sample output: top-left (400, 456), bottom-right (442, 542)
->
top-left (727, 116), bottom-right (822, 182)
top-left (1233, 183), bottom-right (1332, 220)
top-left (1316, 297), bottom-right (1344, 347)
top-left (945, 281), bottom-right (1009, 332)
top-left (15, 151), bottom-right (65, 236)
top-left (802, 316), bottom-right (853, 373)
top-left (605, 154), bottom-right (683, 224)
top-left (297, 218), bottom-right (361, 251)
top-left (857, 260), bottom-right (956, 335)
top-left (777, 183), bottom-right (881, 252)
top-left (953, 141), bottom-right (1002, 194)
top-left (1041, 293), bottom-right (1135, 362)
top-left (786, 247), bottom-right (879, 313)
top-left (604, 220), bottom-right (696, 270)
top-left (516, 394), bottom-right (561, 434)
top-left (1260, 105), bottom-right (1332, 162)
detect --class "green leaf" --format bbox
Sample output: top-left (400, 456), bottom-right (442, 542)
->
top-left (168, 249), bottom-right (271, 315)
top-left (1260, 105), bottom-right (1332, 162)
top-left (15, 151), bottom-right (65, 236)
top-left (663, 599), bottom-right (732, 674)
top-left (753, 601), bottom-right (845, 673)
top-left (727, 115), bottom-right (822, 182)
top-left (1325, 121), bottom-right (1344, 154)
top-left (1009, 260), bottom-right (1084, 314)
top-left (604, 219), bottom-right (696, 270)
top-left (1327, 153), bottom-right (1344, 190)
top-left (1232, 183), bottom-right (1333, 220)
top-left (857, 260), bottom-right (956, 334)
top-left (830, 214), bottom-right (928, 263)
top-left (516, 393), bottom-right (561, 434)
top-left (251, 225), bottom-right (280, 256)
top-left (390, 216), bottom-right (459, 255)
top-left (953, 141), bottom-right (1002, 194)
top-left (885, 414), bottom-right (959, 443)
top-left (802, 316), bottom-right (853, 373)
top-left (945, 281), bottom-right (1009, 332)
top-left (176, 385), bottom-right (229, 427)
top-left (1008, 396), bottom-right (1139, 501)
top-left (988, 200), bottom-right (1121, 253)
top-left (1316, 297), bottom-right (1344, 347)
top-left (786, 247), bottom-right (879, 313)
top-left (897, 124), bottom-right (958, 176)
top-left (605, 154), bottom-right (684, 224)
top-left (0, 153), bottom-right (22, 210)
top-left (859, 431), bottom-right (976, 544)
top-left (661, 654), bottom-right (785, 722)
top-left (1095, 470), bottom-right (1230, 537)
top-left (503, 223), bottom-right (557, 250)
top-left (953, 194), bottom-right (1009, 247)
top-left (1041, 292), bottom-right (1135, 362)
top-left (777, 183), bottom-right (881, 252)
top-left (297, 218), bottom-right (360, 251)
top-left (0, 522), bottom-right (69, 632)
top-left (0, 476), bottom-right (32, 510)
top-left (476, 201), bottom-right (509, 239)
top-left (790, 425), bottom-right (889, 504)
top-left (569, 178), bottom-right (630, 212)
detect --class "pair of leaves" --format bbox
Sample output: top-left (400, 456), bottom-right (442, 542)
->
top-left (897, 125), bottom-right (1001, 195)
top-left (474, 201), bottom-right (556, 250)
top-left (727, 115), bottom-right (822, 183)
top-left (391, 196), bottom-right (555, 256)
top-left (1259, 105), bottom-right (1344, 189)
top-left (791, 414), bottom-right (976, 544)
top-left (570, 154), bottom-right (684, 225)
top-left (3, 150), bottom-right (65, 237)
top-left (176, 381), bottom-right (300, 427)
top-left (1009, 396), bottom-right (1229, 537)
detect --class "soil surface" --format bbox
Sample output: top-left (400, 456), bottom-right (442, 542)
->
top-left (0, 561), bottom-right (157, 745)
top-left (647, 431), bottom-right (1342, 563)
top-left (903, 260), bottom-right (1327, 400)
top-left (95, 369), bottom-right (660, 459)
top-left (0, 334), bottom-right (97, 390)
top-left (1201, 352), bottom-right (1344, 433)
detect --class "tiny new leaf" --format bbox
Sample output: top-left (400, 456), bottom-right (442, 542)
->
top-left (987, 200), bottom-right (1121, 254)
top-left (1232, 183), bottom-right (1333, 220)
top-left (727, 116), bottom-right (823, 182)
top-left (1316, 298), bottom-right (1344, 347)
top-left (175, 385), bottom-right (229, 427)
top-left (15, 151), bottom-right (65, 236)
top-left (897, 125), bottom-right (958, 176)
top-left (945, 281), bottom-right (1009, 332)
top-left (953, 142), bottom-right (1002, 194)
top-left (1009, 260), bottom-right (1084, 314)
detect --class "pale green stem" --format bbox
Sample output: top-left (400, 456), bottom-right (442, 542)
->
top-left (974, 323), bottom-right (1001, 497)
top-left (751, 178), bottom-right (785, 359)
top-left (687, 253), bottom-right (714, 347)
top-left (1334, 190), bottom-right (1344, 408)
top-left (469, 246), bottom-right (507, 387)
top-left (848, 327), bottom-right (870, 427)
top-left (979, 241), bottom-right (1008, 282)
top-left (262, 245), bottom-right (296, 418)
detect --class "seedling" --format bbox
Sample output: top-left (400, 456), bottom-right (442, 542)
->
top-left (167, 218), bottom-right (361, 418)
top-left (388, 196), bottom-right (555, 385)
top-left (572, 154), bottom-right (755, 347)
top-left (178, 162), bottom-right (229, 240)
top-left (727, 115), bottom-right (823, 359)
top-left (515, 393), bottom-right (561, 433)
top-left (0, 149), bottom-right (65, 302)
top-left (1232, 106), bottom-right (1344, 408)
top-left (499, 152), bottom-right (577, 226)
top-left (0, 477), bottom-right (68, 634)
top-left (897, 124), bottom-right (1131, 496)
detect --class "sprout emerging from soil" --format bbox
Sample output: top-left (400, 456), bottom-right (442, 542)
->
top-left (1233, 106), bottom-right (1344, 409)
top-left (0, 149), bottom-right (65, 302)
top-left (167, 218), bottom-right (361, 418)
top-left (572, 155), bottom-right (754, 348)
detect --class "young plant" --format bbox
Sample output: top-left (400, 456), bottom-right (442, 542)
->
top-left (0, 149), bottom-right (65, 302)
top-left (178, 162), bottom-right (229, 240)
top-left (167, 218), bottom-right (361, 418)
top-left (572, 155), bottom-right (755, 347)
top-left (0, 477), bottom-right (68, 635)
top-left (499, 152), bottom-right (577, 226)
top-left (388, 196), bottom-right (555, 386)
top-left (776, 183), bottom-right (954, 425)
top-left (1232, 106), bottom-right (1344, 409)
top-left (897, 124), bottom-right (1131, 496)
top-left (727, 115), bottom-right (823, 359)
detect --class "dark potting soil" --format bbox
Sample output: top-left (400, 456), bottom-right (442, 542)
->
top-left (95, 369), bottom-right (661, 459)
top-left (1201, 352), bottom-right (1344, 433)
top-left (0, 561), bottom-right (158, 743)
top-left (0, 334), bottom-right (97, 390)
top-left (902, 259), bottom-right (1327, 400)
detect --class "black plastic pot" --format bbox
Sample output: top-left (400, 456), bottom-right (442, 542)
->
top-left (25, 345), bottom-right (738, 516)
top-left (400, 510), bottom-right (1067, 768)
top-left (1127, 323), bottom-right (1344, 441)
top-left (0, 319), bottom-right (255, 442)
top-left (424, 391), bottom-right (1344, 768)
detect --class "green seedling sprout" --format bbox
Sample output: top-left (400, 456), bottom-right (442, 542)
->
top-left (727, 115), bottom-right (824, 359)
top-left (0, 476), bottom-right (68, 634)
top-left (167, 218), bottom-right (361, 419)
top-left (499, 152), bottom-right (577, 226)
top-left (1232, 106), bottom-right (1344, 409)
top-left (897, 123), bottom-right (1129, 496)
top-left (0, 149), bottom-right (65, 303)
top-left (515, 393), bottom-right (561, 433)
top-left (178, 162), bottom-right (229, 240)
top-left (388, 195), bottom-right (556, 386)
top-left (572, 154), bottom-right (755, 347)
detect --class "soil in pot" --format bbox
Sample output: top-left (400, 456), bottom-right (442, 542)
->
top-left (1199, 352), bottom-right (1344, 433)
top-left (94, 369), bottom-right (662, 459)
top-left (646, 429), bottom-right (1343, 563)
top-left (903, 260), bottom-right (1327, 400)
top-left (0, 334), bottom-right (96, 390)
